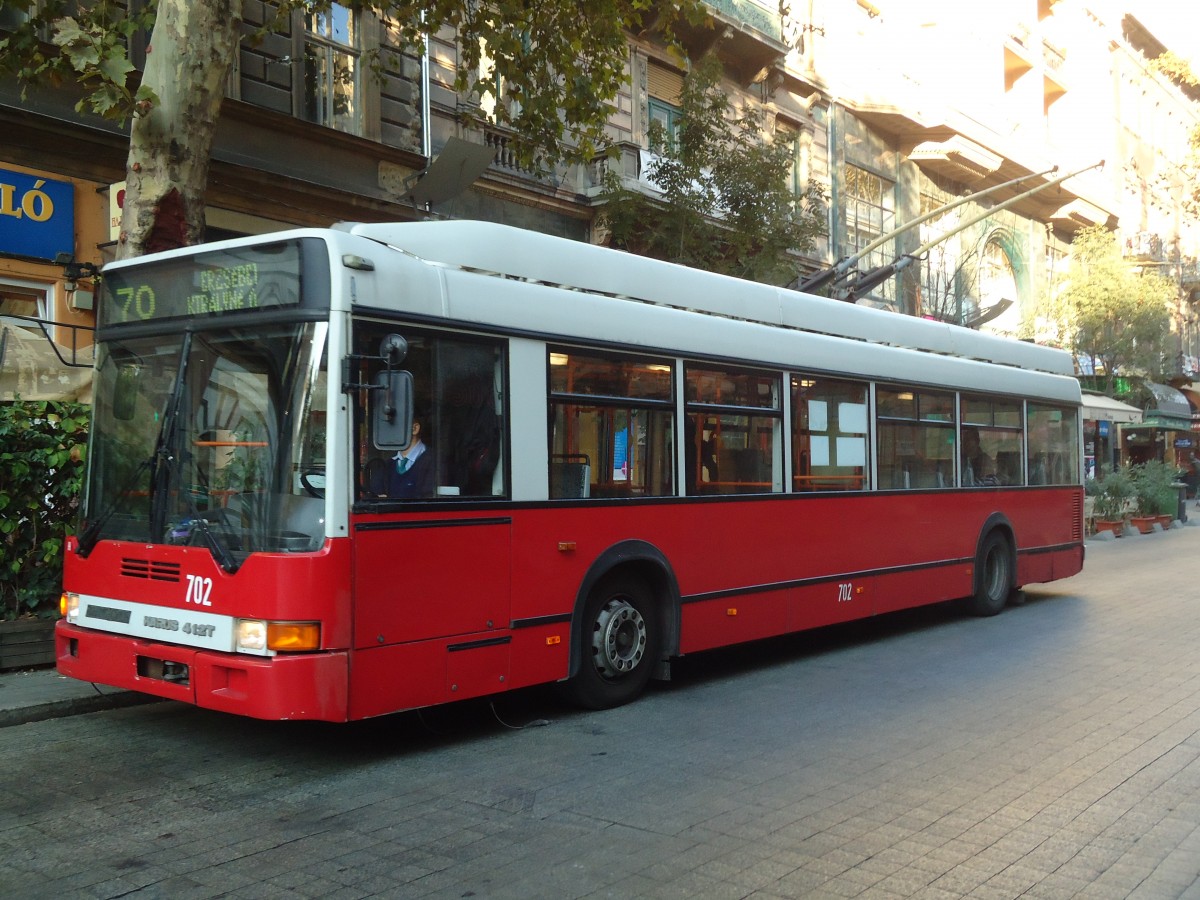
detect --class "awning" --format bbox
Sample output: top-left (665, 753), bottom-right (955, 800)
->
top-left (1143, 382), bottom-right (1192, 428)
top-left (1080, 392), bottom-right (1142, 424)
top-left (1141, 414), bottom-right (1195, 430)
top-left (1120, 422), bottom-right (1193, 433)
top-left (1178, 385), bottom-right (1200, 433)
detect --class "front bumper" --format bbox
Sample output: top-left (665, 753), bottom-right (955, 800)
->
top-left (56, 621), bottom-right (350, 721)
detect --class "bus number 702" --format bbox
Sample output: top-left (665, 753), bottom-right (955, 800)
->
top-left (185, 575), bottom-right (213, 607)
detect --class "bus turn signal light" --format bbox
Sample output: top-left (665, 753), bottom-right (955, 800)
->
top-left (236, 620), bottom-right (321, 654)
top-left (267, 622), bottom-right (321, 652)
top-left (61, 592), bottom-right (79, 622)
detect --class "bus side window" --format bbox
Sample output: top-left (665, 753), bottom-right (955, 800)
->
top-left (354, 323), bottom-right (507, 501)
top-left (548, 349), bottom-right (675, 499)
top-left (685, 365), bottom-right (781, 495)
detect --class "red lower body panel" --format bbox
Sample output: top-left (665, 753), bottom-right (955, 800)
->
top-left (56, 621), bottom-right (349, 721)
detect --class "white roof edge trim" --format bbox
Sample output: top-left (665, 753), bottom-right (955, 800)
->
top-left (344, 220), bottom-right (1073, 376)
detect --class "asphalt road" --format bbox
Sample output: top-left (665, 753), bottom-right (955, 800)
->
top-left (2, 523), bottom-right (1199, 899)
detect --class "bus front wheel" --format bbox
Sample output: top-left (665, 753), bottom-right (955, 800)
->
top-left (968, 531), bottom-right (1013, 617)
top-left (567, 575), bottom-right (660, 710)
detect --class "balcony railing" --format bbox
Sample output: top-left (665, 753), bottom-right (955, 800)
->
top-left (1124, 231), bottom-right (1164, 262)
top-left (704, 0), bottom-right (782, 41)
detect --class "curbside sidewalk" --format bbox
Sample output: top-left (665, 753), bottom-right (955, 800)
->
top-left (0, 667), bottom-right (160, 728)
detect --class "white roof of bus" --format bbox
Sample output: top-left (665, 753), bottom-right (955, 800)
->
top-left (342, 220), bottom-right (1076, 377)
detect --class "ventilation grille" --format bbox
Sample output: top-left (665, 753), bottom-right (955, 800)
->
top-left (1072, 493), bottom-right (1083, 542)
top-left (121, 558), bottom-right (182, 582)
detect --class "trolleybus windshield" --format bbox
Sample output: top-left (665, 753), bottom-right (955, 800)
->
top-left (79, 237), bottom-right (332, 567)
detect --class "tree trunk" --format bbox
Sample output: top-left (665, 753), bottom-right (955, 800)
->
top-left (118, 0), bottom-right (243, 260)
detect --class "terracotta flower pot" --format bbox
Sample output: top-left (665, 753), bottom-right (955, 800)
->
top-left (1130, 516), bottom-right (1156, 535)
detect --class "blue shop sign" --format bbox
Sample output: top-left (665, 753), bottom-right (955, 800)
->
top-left (1098, 421), bottom-right (1109, 438)
top-left (0, 167), bottom-right (75, 261)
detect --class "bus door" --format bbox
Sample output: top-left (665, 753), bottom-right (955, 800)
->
top-left (349, 324), bottom-right (510, 651)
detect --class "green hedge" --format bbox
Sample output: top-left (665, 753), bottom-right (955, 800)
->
top-left (0, 400), bottom-right (88, 620)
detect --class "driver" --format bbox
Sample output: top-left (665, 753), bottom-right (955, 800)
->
top-left (389, 417), bottom-right (435, 498)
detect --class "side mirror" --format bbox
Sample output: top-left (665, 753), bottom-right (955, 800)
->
top-left (380, 333), bottom-right (407, 365)
top-left (372, 369), bottom-right (414, 450)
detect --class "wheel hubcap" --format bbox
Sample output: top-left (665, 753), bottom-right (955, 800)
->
top-left (591, 598), bottom-right (648, 679)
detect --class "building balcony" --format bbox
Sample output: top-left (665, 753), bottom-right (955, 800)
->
top-left (1180, 261), bottom-right (1200, 287)
top-left (1124, 231), bottom-right (1164, 262)
top-left (667, 0), bottom-right (788, 85)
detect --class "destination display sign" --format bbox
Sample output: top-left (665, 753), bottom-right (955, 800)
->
top-left (100, 239), bottom-right (310, 327)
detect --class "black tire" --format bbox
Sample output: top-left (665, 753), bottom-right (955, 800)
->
top-left (968, 531), bottom-right (1013, 617)
top-left (565, 575), bottom-right (660, 710)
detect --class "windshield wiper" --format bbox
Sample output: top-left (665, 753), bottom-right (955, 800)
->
top-left (77, 337), bottom-right (194, 558)
top-left (79, 332), bottom-right (236, 574)
top-left (76, 454), bottom-right (151, 557)
top-left (148, 332), bottom-right (238, 573)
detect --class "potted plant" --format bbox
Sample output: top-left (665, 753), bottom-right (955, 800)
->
top-left (1129, 461), bottom-right (1175, 533)
top-left (1093, 469), bottom-right (1132, 536)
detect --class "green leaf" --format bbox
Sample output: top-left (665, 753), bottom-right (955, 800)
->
top-left (99, 48), bottom-right (135, 84)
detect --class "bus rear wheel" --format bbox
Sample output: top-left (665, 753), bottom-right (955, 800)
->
top-left (567, 575), bottom-right (659, 710)
top-left (968, 531), bottom-right (1013, 617)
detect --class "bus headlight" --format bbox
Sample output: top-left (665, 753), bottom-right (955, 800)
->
top-left (236, 620), bottom-right (268, 653)
top-left (236, 619), bottom-right (320, 654)
top-left (60, 592), bottom-right (80, 622)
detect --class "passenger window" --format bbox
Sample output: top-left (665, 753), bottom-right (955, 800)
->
top-left (960, 396), bottom-right (1023, 487)
top-left (685, 365), bottom-right (781, 495)
top-left (1027, 403), bottom-right (1080, 485)
top-left (877, 387), bottom-right (955, 490)
top-left (792, 375), bottom-right (868, 491)
top-left (548, 350), bottom-right (674, 498)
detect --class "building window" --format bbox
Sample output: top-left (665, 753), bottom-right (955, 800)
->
top-left (648, 98), bottom-right (682, 146)
top-left (477, 33), bottom-right (528, 124)
top-left (303, 3), bottom-right (361, 134)
top-left (917, 191), bottom-right (963, 321)
top-left (647, 61), bottom-right (685, 147)
top-left (0, 282), bottom-right (44, 324)
top-left (978, 239), bottom-right (1019, 334)
top-left (0, 279), bottom-right (61, 401)
top-left (777, 122), bottom-right (804, 201)
top-left (843, 164), bottom-right (896, 305)
top-left (0, 4), bottom-right (30, 31)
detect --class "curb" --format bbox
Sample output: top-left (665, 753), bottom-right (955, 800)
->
top-left (0, 685), bottom-right (162, 729)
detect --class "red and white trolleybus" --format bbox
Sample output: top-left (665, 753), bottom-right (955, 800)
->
top-left (57, 221), bottom-right (1084, 720)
